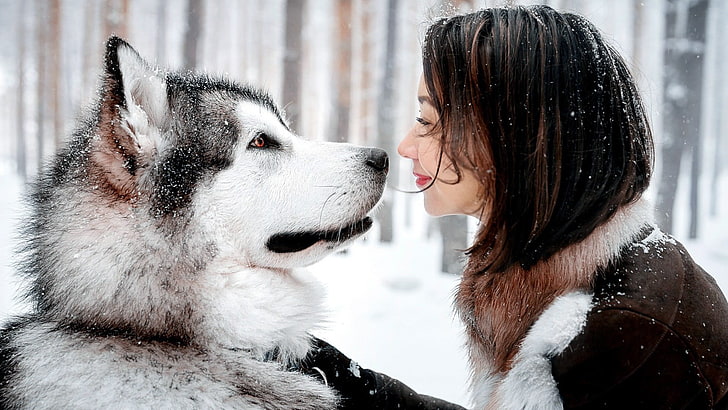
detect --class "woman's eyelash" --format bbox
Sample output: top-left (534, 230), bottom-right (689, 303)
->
top-left (416, 117), bottom-right (431, 126)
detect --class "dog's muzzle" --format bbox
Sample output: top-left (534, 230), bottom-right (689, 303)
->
top-left (265, 147), bottom-right (387, 254)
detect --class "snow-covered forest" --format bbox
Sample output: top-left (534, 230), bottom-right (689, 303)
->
top-left (0, 0), bottom-right (728, 262)
top-left (0, 0), bottom-right (726, 406)
top-left (1, 0), bottom-right (726, 248)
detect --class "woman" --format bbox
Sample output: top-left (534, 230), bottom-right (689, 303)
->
top-left (303, 5), bottom-right (728, 409)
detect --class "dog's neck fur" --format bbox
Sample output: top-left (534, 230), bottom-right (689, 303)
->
top-left (27, 191), bottom-right (322, 364)
top-left (456, 198), bottom-right (654, 377)
top-left (196, 255), bottom-right (325, 364)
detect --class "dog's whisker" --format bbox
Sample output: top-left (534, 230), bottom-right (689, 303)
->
top-left (318, 191), bottom-right (340, 227)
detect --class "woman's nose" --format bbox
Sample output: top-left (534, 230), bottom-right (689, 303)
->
top-left (397, 127), bottom-right (417, 159)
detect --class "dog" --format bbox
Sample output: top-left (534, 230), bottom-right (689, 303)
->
top-left (0, 36), bottom-right (387, 409)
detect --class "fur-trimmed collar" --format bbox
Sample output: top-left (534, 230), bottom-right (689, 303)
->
top-left (457, 198), bottom-right (654, 409)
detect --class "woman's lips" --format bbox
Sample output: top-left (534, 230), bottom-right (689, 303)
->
top-left (414, 173), bottom-right (432, 187)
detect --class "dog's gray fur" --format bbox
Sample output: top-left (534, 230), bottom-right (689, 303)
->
top-left (0, 37), bottom-right (387, 409)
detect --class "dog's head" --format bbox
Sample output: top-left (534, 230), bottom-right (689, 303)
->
top-left (89, 37), bottom-right (386, 269)
top-left (22, 37), bottom-right (386, 348)
top-left (192, 101), bottom-right (389, 268)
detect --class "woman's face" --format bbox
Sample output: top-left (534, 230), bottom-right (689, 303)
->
top-left (398, 76), bottom-right (484, 218)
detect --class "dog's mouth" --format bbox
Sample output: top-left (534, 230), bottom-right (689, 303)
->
top-left (266, 217), bottom-right (373, 253)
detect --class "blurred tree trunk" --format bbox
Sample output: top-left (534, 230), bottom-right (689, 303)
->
top-left (156, 0), bottom-right (167, 63)
top-left (183, 0), bottom-right (204, 70)
top-left (362, 0), bottom-right (373, 147)
top-left (439, 216), bottom-right (468, 274)
top-left (352, 0), bottom-right (374, 147)
top-left (49, 0), bottom-right (62, 148)
top-left (242, 0), bottom-right (258, 82)
top-left (283, 0), bottom-right (305, 131)
top-left (376, 0), bottom-right (399, 243)
top-left (81, 0), bottom-right (98, 104)
top-left (656, 0), bottom-right (708, 238)
top-left (709, 1), bottom-right (727, 218)
top-left (36, 0), bottom-right (47, 170)
top-left (102, 0), bottom-right (128, 38)
top-left (327, 0), bottom-right (352, 142)
top-left (16, 1), bottom-right (27, 179)
top-left (711, 96), bottom-right (724, 217)
top-left (632, 0), bottom-right (645, 68)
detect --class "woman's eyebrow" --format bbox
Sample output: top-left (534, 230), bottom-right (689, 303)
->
top-left (418, 95), bottom-right (434, 105)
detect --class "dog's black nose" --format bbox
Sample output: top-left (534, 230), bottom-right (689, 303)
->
top-left (365, 148), bottom-right (389, 173)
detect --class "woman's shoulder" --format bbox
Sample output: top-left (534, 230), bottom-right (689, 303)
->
top-left (550, 228), bottom-right (728, 407)
top-left (592, 228), bottom-right (728, 346)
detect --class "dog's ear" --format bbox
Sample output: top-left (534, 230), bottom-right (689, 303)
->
top-left (93, 36), bottom-right (168, 200)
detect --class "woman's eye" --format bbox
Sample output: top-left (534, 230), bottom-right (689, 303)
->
top-left (416, 117), bottom-right (431, 126)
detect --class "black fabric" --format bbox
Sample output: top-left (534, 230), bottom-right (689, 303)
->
top-left (301, 338), bottom-right (465, 410)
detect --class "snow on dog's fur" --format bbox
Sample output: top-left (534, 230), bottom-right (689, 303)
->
top-left (0, 37), bottom-right (387, 409)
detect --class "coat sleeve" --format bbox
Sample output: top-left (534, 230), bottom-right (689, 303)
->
top-left (300, 338), bottom-right (466, 410)
top-left (551, 308), bottom-right (714, 409)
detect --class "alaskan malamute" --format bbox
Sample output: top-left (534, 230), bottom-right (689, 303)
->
top-left (0, 37), bottom-right (387, 409)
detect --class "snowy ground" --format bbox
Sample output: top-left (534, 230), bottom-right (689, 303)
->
top-left (1, 169), bottom-right (726, 407)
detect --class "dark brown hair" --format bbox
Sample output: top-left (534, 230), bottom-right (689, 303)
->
top-left (422, 6), bottom-right (653, 273)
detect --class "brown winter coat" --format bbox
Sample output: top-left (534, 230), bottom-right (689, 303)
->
top-left (459, 200), bottom-right (728, 409)
top-left (552, 229), bottom-right (728, 408)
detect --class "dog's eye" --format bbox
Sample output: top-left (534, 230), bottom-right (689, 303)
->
top-left (247, 133), bottom-right (281, 150)
top-left (249, 134), bottom-right (269, 149)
